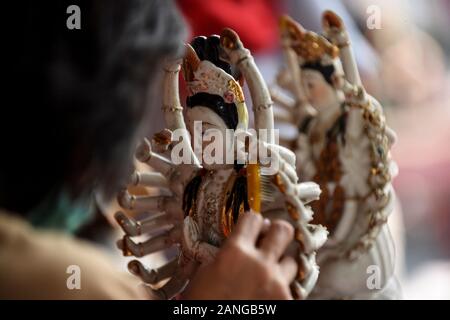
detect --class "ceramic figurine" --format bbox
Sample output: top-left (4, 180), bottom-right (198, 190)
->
top-left (271, 11), bottom-right (399, 299)
top-left (114, 28), bottom-right (327, 300)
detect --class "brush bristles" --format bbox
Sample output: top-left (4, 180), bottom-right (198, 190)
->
top-left (260, 175), bottom-right (278, 202)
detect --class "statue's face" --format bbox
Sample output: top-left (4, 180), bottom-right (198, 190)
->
top-left (301, 69), bottom-right (339, 111)
top-left (186, 106), bottom-right (234, 170)
top-left (300, 59), bottom-right (345, 112)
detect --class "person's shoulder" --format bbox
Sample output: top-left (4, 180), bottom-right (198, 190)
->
top-left (0, 210), bottom-right (146, 299)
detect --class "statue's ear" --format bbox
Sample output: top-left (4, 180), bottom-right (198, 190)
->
top-left (182, 44), bottom-right (200, 82)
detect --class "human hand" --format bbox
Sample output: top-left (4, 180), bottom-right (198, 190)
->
top-left (183, 212), bottom-right (297, 300)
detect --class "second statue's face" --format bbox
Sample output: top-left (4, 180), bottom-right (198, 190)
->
top-left (300, 59), bottom-right (345, 112)
top-left (301, 69), bottom-right (338, 110)
top-left (186, 106), bottom-right (235, 170)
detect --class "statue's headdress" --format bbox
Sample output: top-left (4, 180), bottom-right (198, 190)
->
top-left (182, 35), bottom-right (248, 130)
top-left (279, 15), bottom-right (339, 65)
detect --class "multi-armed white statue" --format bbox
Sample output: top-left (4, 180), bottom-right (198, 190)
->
top-left (114, 28), bottom-right (327, 300)
top-left (113, 10), bottom-right (400, 299)
top-left (270, 11), bottom-right (399, 299)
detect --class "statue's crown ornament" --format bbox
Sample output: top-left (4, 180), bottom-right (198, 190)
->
top-left (182, 36), bottom-right (248, 129)
top-left (279, 15), bottom-right (339, 63)
top-left (183, 45), bottom-right (244, 105)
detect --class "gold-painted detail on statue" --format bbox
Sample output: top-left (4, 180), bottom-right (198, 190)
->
top-left (345, 99), bottom-right (392, 259)
top-left (227, 79), bottom-right (245, 103)
top-left (293, 32), bottom-right (339, 62)
top-left (273, 173), bottom-right (286, 193)
top-left (310, 126), bottom-right (345, 235)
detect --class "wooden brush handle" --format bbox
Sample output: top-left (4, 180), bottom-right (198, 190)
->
top-left (246, 163), bottom-right (261, 213)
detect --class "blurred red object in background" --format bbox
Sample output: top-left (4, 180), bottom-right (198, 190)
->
top-left (177, 0), bottom-right (280, 53)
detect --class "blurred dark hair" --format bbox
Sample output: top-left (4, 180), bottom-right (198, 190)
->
top-left (301, 61), bottom-right (335, 86)
top-left (0, 0), bottom-right (186, 215)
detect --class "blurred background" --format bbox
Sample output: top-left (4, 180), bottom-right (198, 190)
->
top-left (91, 0), bottom-right (450, 299)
